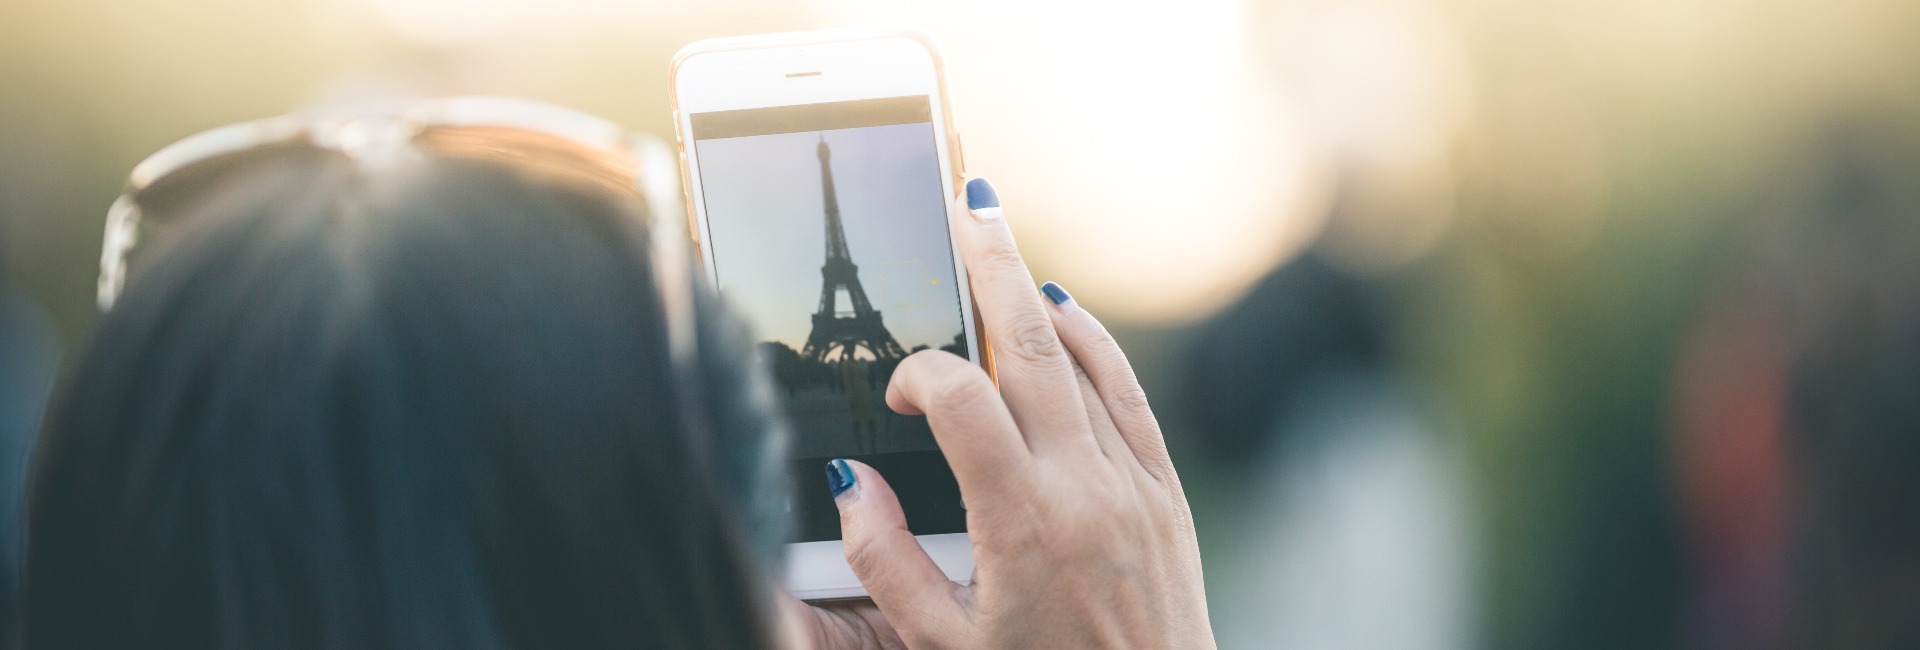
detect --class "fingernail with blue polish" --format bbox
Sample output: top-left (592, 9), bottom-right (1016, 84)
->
top-left (966, 177), bottom-right (1002, 221)
top-left (825, 458), bottom-right (858, 501)
top-left (1040, 281), bottom-right (1073, 306)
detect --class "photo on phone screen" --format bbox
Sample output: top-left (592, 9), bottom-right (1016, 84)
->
top-left (689, 95), bottom-right (968, 543)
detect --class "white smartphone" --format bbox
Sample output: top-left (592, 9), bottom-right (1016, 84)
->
top-left (669, 27), bottom-right (988, 600)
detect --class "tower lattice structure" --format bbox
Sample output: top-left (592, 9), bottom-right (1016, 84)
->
top-left (801, 136), bottom-right (907, 363)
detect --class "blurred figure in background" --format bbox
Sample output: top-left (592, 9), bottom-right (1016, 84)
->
top-left (1174, 0), bottom-right (1920, 646)
top-left (1771, 126), bottom-right (1920, 647)
top-left (1671, 118), bottom-right (1920, 649)
top-left (1180, 91), bottom-right (1920, 650)
top-left (1179, 208), bottom-right (1477, 650)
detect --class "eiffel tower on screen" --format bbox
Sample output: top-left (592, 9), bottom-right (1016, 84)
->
top-left (800, 135), bottom-right (908, 364)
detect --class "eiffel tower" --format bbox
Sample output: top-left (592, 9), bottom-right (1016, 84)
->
top-left (801, 135), bottom-right (908, 363)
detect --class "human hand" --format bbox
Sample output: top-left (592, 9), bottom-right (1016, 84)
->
top-left (826, 177), bottom-right (1215, 649)
top-left (779, 592), bottom-right (906, 650)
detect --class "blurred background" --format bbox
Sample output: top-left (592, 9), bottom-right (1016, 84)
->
top-left (4, 0), bottom-right (1920, 647)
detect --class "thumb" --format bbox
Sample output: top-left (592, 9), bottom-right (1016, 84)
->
top-left (828, 459), bottom-right (969, 644)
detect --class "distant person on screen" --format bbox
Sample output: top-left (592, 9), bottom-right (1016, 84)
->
top-left (21, 103), bottom-right (1216, 649)
top-left (839, 352), bottom-right (879, 453)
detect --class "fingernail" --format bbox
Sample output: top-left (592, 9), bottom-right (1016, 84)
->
top-left (825, 458), bottom-right (859, 502)
top-left (1040, 281), bottom-right (1073, 306)
top-left (965, 177), bottom-right (1002, 221)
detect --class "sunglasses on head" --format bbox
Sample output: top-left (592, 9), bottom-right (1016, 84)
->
top-left (96, 95), bottom-right (701, 373)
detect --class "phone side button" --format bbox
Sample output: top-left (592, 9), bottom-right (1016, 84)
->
top-left (951, 132), bottom-right (966, 177)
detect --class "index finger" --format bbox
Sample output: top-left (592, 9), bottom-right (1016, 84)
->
top-left (949, 178), bottom-right (1097, 459)
top-left (885, 349), bottom-right (1032, 501)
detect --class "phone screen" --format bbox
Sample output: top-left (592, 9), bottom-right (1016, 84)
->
top-left (688, 95), bottom-right (968, 543)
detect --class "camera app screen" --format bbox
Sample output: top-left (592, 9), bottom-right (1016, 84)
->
top-left (690, 96), bottom-right (968, 542)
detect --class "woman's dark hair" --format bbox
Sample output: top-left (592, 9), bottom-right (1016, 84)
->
top-left (20, 128), bottom-right (787, 648)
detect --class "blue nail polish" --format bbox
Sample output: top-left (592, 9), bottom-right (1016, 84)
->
top-left (966, 177), bottom-right (1000, 210)
top-left (1040, 281), bottom-right (1072, 305)
top-left (825, 459), bottom-right (856, 497)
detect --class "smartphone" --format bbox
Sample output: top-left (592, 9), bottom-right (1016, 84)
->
top-left (669, 27), bottom-right (987, 600)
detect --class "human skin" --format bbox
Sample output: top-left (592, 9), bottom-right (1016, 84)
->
top-left (785, 177), bottom-right (1216, 650)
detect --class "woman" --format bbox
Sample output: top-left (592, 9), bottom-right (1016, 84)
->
top-left (837, 353), bottom-right (878, 453)
top-left (22, 100), bottom-right (1213, 648)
